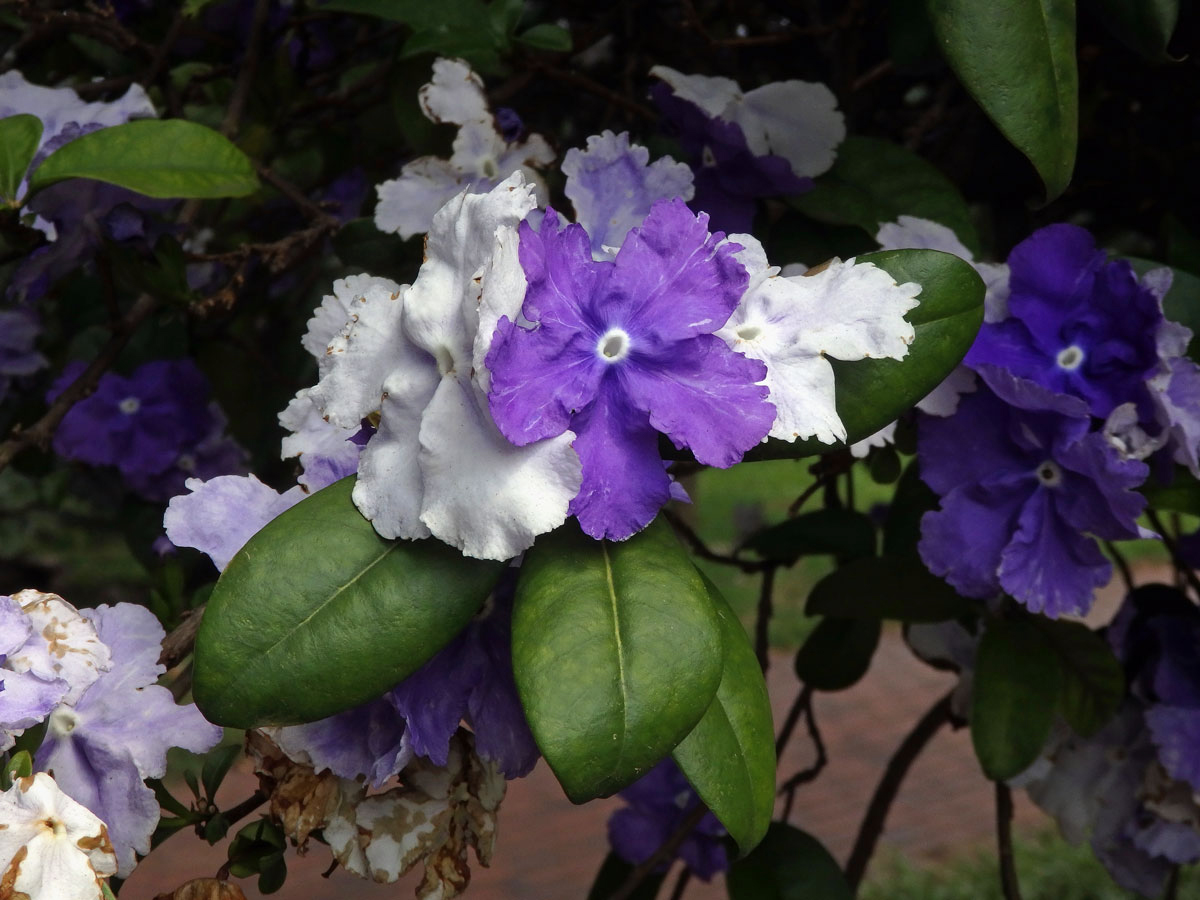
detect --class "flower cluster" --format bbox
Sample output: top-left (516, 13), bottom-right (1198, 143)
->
top-left (0, 590), bottom-right (222, 877)
top-left (49, 358), bottom-right (246, 502)
top-left (916, 223), bottom-right (1200, 617)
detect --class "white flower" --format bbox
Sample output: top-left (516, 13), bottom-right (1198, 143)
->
top-left (718, 235), bottom-right (920, 444)
top-left (312, 174), bottom-right (581, 560)
top-left (373, 58), bottom-right (554, 241)
top-left (0, 772), bottom-right (117, 900)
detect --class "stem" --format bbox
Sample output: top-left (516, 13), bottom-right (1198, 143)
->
top-left (775, 685), bottom-right (814, 756)
top-left (778, 689), bottom-right (828, 822)
top-left (667, 867), bottom-right (692, 900)
top-left (844, 691), bottom-right (953, 892)
top-left (223, 791), bottom-right (269, 829)
top-left (995, 782), bottom-right (1023, 900)
top-left (610, 805), bottom-right (709, 900)
top-left (663, 510), bottom-right (771, 573)
top-left (755, 567), bottom-right (778, 673)
top-left (1104, 541), bottom-right (1135, 593)
top-left (1165, 864), bottom-right (1180, 900)
top-left (1147, 509), bottom-right (1200, 598)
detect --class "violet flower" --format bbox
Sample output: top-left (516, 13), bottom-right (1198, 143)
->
top-left (486, 199), bottom-right (774, 541)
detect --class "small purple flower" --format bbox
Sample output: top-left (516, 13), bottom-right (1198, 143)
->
top-left (607, 759), bottom-right (728, 880)
top-left (486, 199), bottom-right (773, 541)
top-left (965, 225), bottom-right (1163, 420)
top-left (918, 368), bottom-right (1147, 617)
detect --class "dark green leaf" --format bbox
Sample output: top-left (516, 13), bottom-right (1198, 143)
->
top-left (149, 778), bottom-right (194, 819)
top-left (925, 0), bottom-right (1077, 200)
top-left (726, 823), bottom-right (852, 900)
top-left (867, 444), bottom-right (902, 484)
top-left (971, 617), bottom-right (1062, 779)
top-left (586, 853), bottom-right (665, 900)
top-left (512, 519), bottom-right (723, 801)
top-left (193, 477), bottom-right (504, 728)
top-left (0, 114), bottom-right (42, 203)
top-left (882, 460), bottom-right (939, 557)
top-left (806, 556), bottom-right (976, 622)
top-left (672, 575), bottom-right (775, 856)
top-left (1090, 0), bottom-right (1180, 62)
top-left (742, 508), bottom-right (875, 565)
top-left (1035, 618), bottom-right (1125, 737)
top-left (747, 249), bottom-right (984, 460)
top-left (259, 853), bottom-right (287, 894)
top-left (5, 750), bottom-right (32, 780)
top-left (201, 744), bottom-right (241, 801)
top-left (204, 812), bottom-right (230, 844)
top-left (792, 137), bottom-right (979, 254)
top-left (794, 616), bottom-right (881, 691)
top-left (516, 23), bottom-right (573, 51)
top-left (183, 768), bottom-right (201, 800)
top-left (1143, 471), bottom-right (1200, 515)
top-left (28, 119), bottom-right (259, 199)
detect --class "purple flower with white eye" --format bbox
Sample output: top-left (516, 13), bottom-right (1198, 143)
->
top-left (607, 759), bottom-right (728, 880)
top-left (486, 199), bottom-right (773, 541)
top-left (649, 66), bottom-right (844, 233)
top-left (127, 404), bottom-right (249, 502)
top-left (918, 367), bottom-right (1147, 618)
top-left (0, 308), bottom-right (46, 406)
top-left (35, 603), bottom-right (223, 877)
top-left (50, 359), bottom-right (214, 482)
top-left (965, 224), bottom-right (1164, 420)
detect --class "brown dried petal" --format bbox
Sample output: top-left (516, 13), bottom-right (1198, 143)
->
top-left (152, 878), bottom-right (249, 900)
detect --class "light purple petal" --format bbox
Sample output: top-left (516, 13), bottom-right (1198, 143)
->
top-left (271, 698), bottom-right (412, 789)
top-left (1146, 705), bottom-right (1200, 791)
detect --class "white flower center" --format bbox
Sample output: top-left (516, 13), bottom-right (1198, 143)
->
top-left (597, 328), bottom-right (631, 364)
top-left (433, 346), bottom-right (456, 376)
top-left (736, 324), bottom-right (761, 342)
top-left (177, 454), bottom-right (196, 472)
top-left (1056, 344), bottom-right (1084, 370)
top-left (47, 706), bottom-right (80, 738)
top-left (118, 396), bottom-right (141, 415)
top-left (480, 158), bottom-right (499, 179)
top-left (1035, 460), bottom-right (1063, 487)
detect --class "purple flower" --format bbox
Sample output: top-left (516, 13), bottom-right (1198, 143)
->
top-left (50, 359), bottom-right (224, 491)
top-left (918, 368), bottom-right (1147, 617)
top-left (35, 603), bottom-right (223, 877)
top-left (486, 199), bottom-right (773, 540)
top-left (607, 759), bottom-right (728, 880)
top-left (965, 225), bottom-right (1163, 420)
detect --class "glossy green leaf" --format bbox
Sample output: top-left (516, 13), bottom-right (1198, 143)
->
top-left (741, 508), bottom-right (875, 565)
top-left (1143, 470), bottom-right (1200, 515)
top-left (193, 477), bottom-right (504, 728)
top-left (747, 249), bottom-right (984, 460)
top-left (512, 519), bottom-right (723, 802)
top-left (971, 617), bottom-right (1062, 780)
top-left (926, 0), bottom-right (1077, 200)
top-left (586, 853), bottom-right (665, 900)
top-left (726, 823), bottom-right (852, 900)
top-left (1036, 618), bottom-right (1125, 737)
top-left (793, 136), bottom-right (979, 253)
top-left (0, 114), bottom-right (41, 203)
top-left (794, 616), bottom-right (881, 691)
top-left (27, 119), bottom-right (259, 199)
top-left (1091, 0), bottom-right (1180, 62)
top-left (516, 23), bottom-right (573, 51)
top-left (805, 556), bottom-right (976, 622)
top-left (201, 744), bottom-right (241, 801)
top-left (672, 575), bottom-right (775, 856)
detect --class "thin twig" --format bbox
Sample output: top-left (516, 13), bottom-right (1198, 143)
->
top-left (532, 64), bottom-right (656, 121)
top-left (610, 805), bottom-right (709, 900)
top-left (775, 684), bottom-right (814, 756)
top-left (844, 691), bottom-right (953, 892)
top-left (1147, 509), bottom-right (1200, 598)
top-left (221, 0), bottom-right (272, 138)
top-left (778, 692), bottom-right (828, 822)
top-left (995, 782), bottom-right (1023, 900)
top-left (223, 791), bottom-right (269, 830)
top-left (1104, 541), bottom-right (1135, 593)
top-left (755, 566), bottom-right (778, 672)
top-left (663, 509), bottom-right (771, 573)
top-left (667, 867), bottom-right (692, 900)
top-left (1165, 864), bottom-right (1181, 900)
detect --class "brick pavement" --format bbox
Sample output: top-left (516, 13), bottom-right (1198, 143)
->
top-left (123, 627), bottom-right (1051, 900)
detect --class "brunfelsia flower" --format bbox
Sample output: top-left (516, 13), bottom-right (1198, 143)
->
top-left (486, 199), bottom-right (773, 541)
top-left (965, 224), bottom-right (1164, 420)
top-left (607, 759), bottom-right (728, 880)
top-left (918, 367), bottom-right (1147, 618)
top-left (374, 57), bottom-right (554, 241)
top-left (36, 603), bottom-right (223, 877)
top-left (649, 65), bottom-right (844, 233)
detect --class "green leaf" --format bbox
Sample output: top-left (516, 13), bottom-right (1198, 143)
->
top-left (512, 519), bottom-right (724, 802)
top-left (149, 778), bottom-right (194, 819)
top-left (1035, 618), bottom-right (1125, 737)
top-left (925, 0), bottom-right (1077, 200)
top-left (0, 114), bottom-right (42, 203)
top-left (882, 460), bottom-right (939, 557)
top-left (793, 616), bottom-right (881, 691)
top-left (805, 556), bottom-right (976, 622)
top-left (793, 136), bottom-right (979, 253)
top-left (586, 853), bottom-right (665, 900)
top-left (971, 617), bottom-right (1062, 779)
top-left (5, 750), bottom-right (32, 780)
top-left (742, 508), bottom-right (875, 565)
top-left (27, 119), bottom-right (259, 200)
top-left (1143, 470), bottom-right (1200, 515)
top-left (201, 744), bottom-right (241, 801)
top-left (516, 23), bottom-right (573, 51)
top-left (726, 823), bottom-right (853, 900)
top-left (1090, 0), bottom-right (1180, 62)
top-left (672, 575), bottom-right (775, 856)
top-left (746, 249), bottom-right (984, 460)
top-left (193, 477), bottom-right (504, 728)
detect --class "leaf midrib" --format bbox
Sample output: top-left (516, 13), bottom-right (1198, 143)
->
top-left (602, 540), bottom-right (631, 776)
